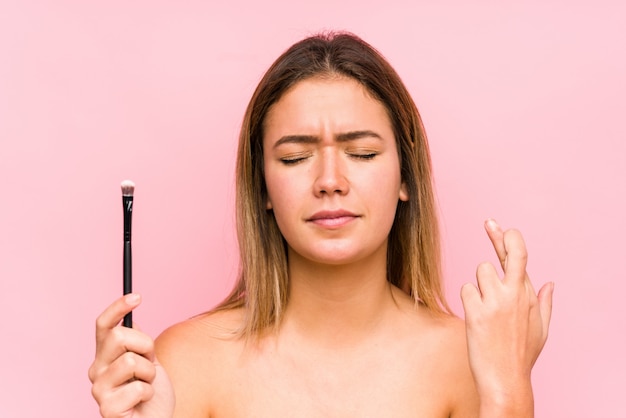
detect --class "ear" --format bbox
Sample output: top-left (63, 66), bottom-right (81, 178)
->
top-left (266, 198), bottom-right (273, 210)
top-left (399, 182), bottom-right (409, 202)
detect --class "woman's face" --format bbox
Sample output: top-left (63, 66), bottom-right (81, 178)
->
top-left (262, 76), bottom-right (408, 267)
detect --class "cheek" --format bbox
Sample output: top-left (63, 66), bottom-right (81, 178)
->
top-left (370, 161), bottom-right (404, 198)
top-left (362, 171), bottom-right (402, 211)
top-left (264, 184), bottom-right (298, 242)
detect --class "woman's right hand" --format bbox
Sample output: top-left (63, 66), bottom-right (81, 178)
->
top-left (88, 294), bottom-right (175, 418)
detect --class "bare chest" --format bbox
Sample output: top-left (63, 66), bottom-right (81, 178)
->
top-left (211, 346), bottom-right (453, 418)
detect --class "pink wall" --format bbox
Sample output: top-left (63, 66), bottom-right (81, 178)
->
top-left (1, 1), bottom-right (624, 416)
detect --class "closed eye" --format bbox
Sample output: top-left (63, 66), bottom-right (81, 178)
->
top-left (357, 153), bottom-right (376, 160)
top-left (349, 152), bottom-right (378, 160)
top-left (279, 154), bottom-right (310, 165)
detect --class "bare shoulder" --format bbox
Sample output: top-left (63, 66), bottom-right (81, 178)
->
top-left (156, 308), bottom-right (245, 352)
top-left (416, 312), bottom-right (479, 417)
top-left (392, 289), bottom-right (479, 416)
top-left (392, 286), bottom-right (468, 354)
top-left (155, 308), bottom-right (246, 417)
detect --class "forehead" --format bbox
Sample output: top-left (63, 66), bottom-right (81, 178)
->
top-left (262, 76), bottom-right (393, 140)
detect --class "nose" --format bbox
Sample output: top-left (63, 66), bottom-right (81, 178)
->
top-left (313, 148), bottom-right (349, 197)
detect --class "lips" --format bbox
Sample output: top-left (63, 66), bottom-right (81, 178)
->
top-left (306, 210), bottom-right (360, 228)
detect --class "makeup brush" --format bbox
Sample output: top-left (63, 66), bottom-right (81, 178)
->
top-left (121, 180), bottom-right (135, 328)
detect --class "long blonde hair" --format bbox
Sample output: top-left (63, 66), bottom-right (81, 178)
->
top-left (214, 31), bottom-right (451, 337)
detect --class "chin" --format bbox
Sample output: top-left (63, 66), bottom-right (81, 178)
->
top-left (290, 242), bottom-right (385, 268)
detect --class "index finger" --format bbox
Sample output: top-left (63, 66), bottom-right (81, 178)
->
top-left (95, 294), bottom-right (141, 345)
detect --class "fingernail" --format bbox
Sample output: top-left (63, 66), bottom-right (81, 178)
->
top-left (125, 293), bottom-right (141, 305)
top-left (486, 218), bottom-right (498, 230)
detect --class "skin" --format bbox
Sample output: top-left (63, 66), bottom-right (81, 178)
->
top-left (462, 220), bottom-right (553, 415)
top-left (89, 76), bottom-right (553, 418)
top-left (262, 76), bottom-right (408, 269)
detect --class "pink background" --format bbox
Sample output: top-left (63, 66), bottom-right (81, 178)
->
top-left (1, 1), bottom-right (624, 416)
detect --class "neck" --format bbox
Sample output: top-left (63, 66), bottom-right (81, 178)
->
top-left (281, 245), bottom-right (396, 347)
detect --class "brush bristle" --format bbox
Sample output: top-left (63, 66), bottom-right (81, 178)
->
top-left (121, 180), bottom-right (135, 196)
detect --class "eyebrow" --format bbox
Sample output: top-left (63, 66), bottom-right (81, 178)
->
top-left (273, 130), bottom-right (383, 149)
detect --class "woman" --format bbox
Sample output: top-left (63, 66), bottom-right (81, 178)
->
top-left (89, 32), bottom-right (553, 417)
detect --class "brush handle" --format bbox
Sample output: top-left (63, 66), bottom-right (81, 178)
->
top-left (122, 195), bottom-right (133, 328)
top-left (123, 240), bottom-right (132, 327)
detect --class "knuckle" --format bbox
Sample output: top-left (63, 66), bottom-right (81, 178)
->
top-left (121, 351), bottom-right (137, 369)
top-left (145, 382), bottom-right (155, 400)
top-left (98, 402), bottom-right (117, 418)
top-left (146, 365), bottom-right (157, 383)
top-left (477, 261), bottom-right (491, 270)
top-left (95, 317), bottom-right (102, 330)
top-left (476, 261), bottom-right (493, 275)
top-left (87, 364), bottom-right (98, 383)
top-left (129, 378), bottom-right (154, 402)
top-left (460, 282), bottom-right (475, 298)
top-left (95, 313), bottom-right (110, 332)
top-left (109, 326), bottom-right (126, 346)
top-left (97, 383), bottom-right (137, 418)
top-left (136, 334), bottom-right (155, 356)
top-left (520, 251), bottom-right (528, 263)
top-left (91, 379), bottom-right (104, 403)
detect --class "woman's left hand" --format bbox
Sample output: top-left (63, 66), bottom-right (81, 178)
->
top-left (461, 219), bottom-right (554, 416)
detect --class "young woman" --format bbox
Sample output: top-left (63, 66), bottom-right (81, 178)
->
top-left (89, 32), bottom-right (553, 417)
